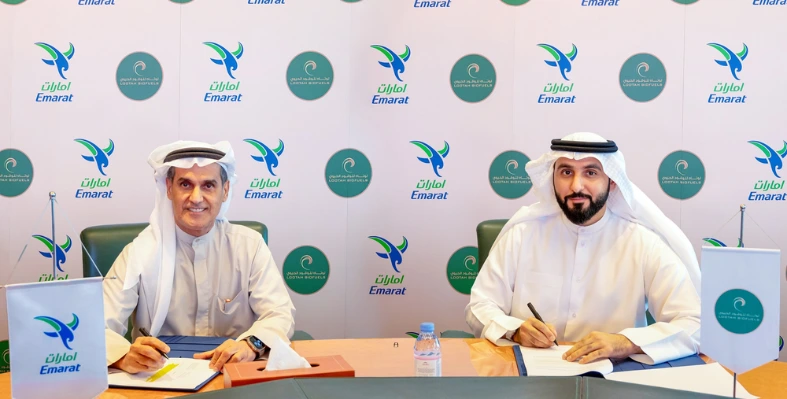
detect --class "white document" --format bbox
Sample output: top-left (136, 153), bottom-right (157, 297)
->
top-left (517, 345), bottom-right (613, 376)
top-left (606, 362), bottom-right (758, 398)
top-left (108, 358), bottom-right (219, 391)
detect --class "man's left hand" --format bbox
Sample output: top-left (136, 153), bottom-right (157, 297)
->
top-left (194, 339), bottom-right (256, 372)
top-left (562, 332), bottom-right (642, 364)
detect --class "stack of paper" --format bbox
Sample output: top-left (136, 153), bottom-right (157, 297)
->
top-left (108, 358), bottom-right (219, 391)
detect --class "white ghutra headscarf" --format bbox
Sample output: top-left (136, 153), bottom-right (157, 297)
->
top-left (492, 132), bottom-right (701, 294)
top-left (121, 140), bottom-right (237, 335)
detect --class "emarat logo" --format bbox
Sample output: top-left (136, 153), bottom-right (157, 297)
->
top-left (35, 42), bottom-right (75, 103)
top-left (77, 0), bottom-right (116, 5)
top-left (243, 138), bottom-right (284, 200)
top-left (410, 141), bottom-right (449, 200)
top-left (33, 234), bottom-right (72, 282)
top-left (203, 41), bottom-right (244, 103)
top-left (75, 138), bottom-right (115, 199)
top-left (370, 44), bottom-right (411, 105)
top-left (35, 313), bottom-right (82, 375)
top-left (747, 140), bottom-right (787, 202)
top-left (368, 235), bottom-right (408, 296)
top-left (707, 42), bottom-right (748, 104)
top-left (537, 43), bottom-right (577, 104)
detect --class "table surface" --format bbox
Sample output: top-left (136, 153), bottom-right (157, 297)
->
top-left (0, 338), bottom-right (784, 398)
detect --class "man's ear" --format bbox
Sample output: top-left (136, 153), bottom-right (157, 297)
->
top-left (222, 180), bottom-right (230, 202)
top-left (610, 178), bottom-right (617, 190)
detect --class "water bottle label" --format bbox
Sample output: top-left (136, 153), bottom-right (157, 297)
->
top-left (414, 357), bottom-right (442, 377)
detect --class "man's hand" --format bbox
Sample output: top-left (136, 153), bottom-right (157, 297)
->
top-left (111, 337), bottom-right (170, 374)
top-left (194, 339), bottom-right (256, 372)
top-left (513, 317), bottom-right (557, 348)
top-left (562, 332), bottom-right (642, 364)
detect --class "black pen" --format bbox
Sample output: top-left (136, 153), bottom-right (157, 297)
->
top-left (139, 327), bottom-right (169, 359)
top-left (527, 302), bottom-right (558, 347)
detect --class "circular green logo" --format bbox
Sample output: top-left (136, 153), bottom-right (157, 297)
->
top-left (283, 246), bottom-right (330, 295)
top-left (325, 149), bottom-right (372, 198)
top-left (451, 54), bottom-right (496, 103)
top-left (447, 246), bottom-right (480, 295)
top-left (489, 151), bottom-right (532, 199)
top-left (0, 0), bottom-right (26, 4)
top-left (341, 0), bottom-right (362, 2)
top-left (287, 51), bottom-right (334, 101)
top-left (0, 149), bottom-right (33, 198)
top-left (620, 53), bottom-right (667, 102)
top-left (116, 52), bottom-right (163, 101)
top-left (501, 0), bottom-right (530, 5)
top-left (169, 0), bottom-right (193, 3)
top-left (715, 289), bottom-right (763, 334)
top-left (672, 0), bottom-right (699, 4)
top-left (657, 150), bottom-right (705, 200)
top-left (0, 340), bottom-right (9, 373)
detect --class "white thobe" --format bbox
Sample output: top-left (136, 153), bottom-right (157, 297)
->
top-left (465, 210), bottom-right (701, 365)
top-left (103, 221), bottom-right (296, 365)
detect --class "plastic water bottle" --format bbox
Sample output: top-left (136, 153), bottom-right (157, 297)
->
top-left (413, 322), bottom-right (442, 377)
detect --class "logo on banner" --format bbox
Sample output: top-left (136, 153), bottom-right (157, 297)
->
top-left (702, 237), bottom-right (743, 248)
top-left (537, 43), bottom-right (577, 104)
top-left (446, 247), bottom-right (479, 295)
top-left (657, 151), bottom-right (705, 200)
top-left (286, 51), bottom-right (334, 100)
top-left (500, 0), bottom-right (530, 4)
top-left (34, 42), bottom-right (75, 103)
top-left (707, 42), bottom-right (748, 104)
top-left (77, 0), bottom-right (116, 5)
top-left (74, 138), bottom-right (114, 199)
top-left (34, 314), bottom-right (82, 375)
top-left (450, 54), bottom-right (496, 103)
top-left (0, 149), bottom-right (34, 198)
top-left (0, 340), bottom-right (9, 373)
top-left (619, 53), bottom-right (666, 102)
top-left (283, 246), bottom-right (330, 295)
top-left (325, 148), bottom-right (372, 198)
top-left (33, 235), bottom-right (72, 281)
top-left (747, 140), bottom-right (787, 202)
top-left (1, 0), bottom-right (27, 4)
top-left (243, 138), bottom-right (284, 200)
top-left (204, 42), bottom-right (244, 103)
top-left (369, 235), bottom-right (408, 296)
top-left (371, 44), bottom-right (411, 105)
top-left (414, 0), bottom-right (451, 7)
top-left (715, 289), bottom-right (763, 334)
top-left (489, 151), bottom-right (532, 199)
top-left (116, 52), bottom-right (163, 101)
top-left (247, 0), bottom-right (286, 5)
top-left (581, 0), bottom-right (619, 5)
top-left (410, 141), bottom-right (449, 200)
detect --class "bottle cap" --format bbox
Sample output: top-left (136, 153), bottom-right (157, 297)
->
top-left (420, 322), bottom-right (434, 333)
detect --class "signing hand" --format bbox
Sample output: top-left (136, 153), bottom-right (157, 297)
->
top-left (513, 317), bottom-right (558, 348)
top-left (112, 337), bottom-right (170, 374)
top-left (194, 339), bottom-right (256, 372)
top-left (562, 332), bottom-right (642, 364)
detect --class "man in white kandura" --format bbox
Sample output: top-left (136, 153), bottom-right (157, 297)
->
top-left (466, 132), bottom-right (701, 366)
top-left (103, 140), bottom-right (295, 374)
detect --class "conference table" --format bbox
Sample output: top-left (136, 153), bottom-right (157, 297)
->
top-left (0, 338), bottom-right (785, 398)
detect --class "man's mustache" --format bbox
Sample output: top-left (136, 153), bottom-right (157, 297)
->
top-left (564, 192), bottom-right (592, 201)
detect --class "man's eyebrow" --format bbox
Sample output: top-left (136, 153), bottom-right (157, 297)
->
top-left (555, 162), bottom-right (602, 170)
top-left (177, 177), bottom-right (219, 185)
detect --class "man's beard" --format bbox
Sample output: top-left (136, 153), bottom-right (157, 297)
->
top-left (555, 179), bottom-right (611, 225)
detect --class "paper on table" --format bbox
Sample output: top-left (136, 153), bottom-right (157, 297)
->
top-left (108, 358), bottom-right (218, 391)
top-left (606, 362), bottom-right (758, 398)
top-left (518, 345), bottom-right (613, 376)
